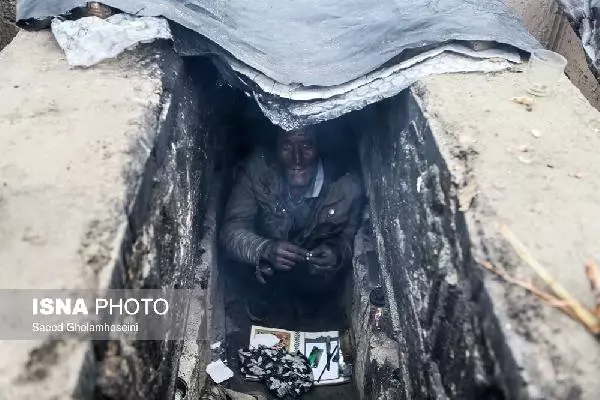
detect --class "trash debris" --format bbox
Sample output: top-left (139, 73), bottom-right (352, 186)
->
top-left (51, 14), bottom-right (172, 67)
top-left (585, 260), bottom-right (600, 318)
top-left (416, 174), bottom-right (425, 193)
top-left (246, 326), bottom-right (350, 387)
top-left (239, 347), bottom-right (313, 398)
top-left (478, 224), bottom-right (600, 336)
top-left (458, 182), bottom-right (478, 212)
top-left (570, 172), bottom-right (584, 179)
top-left (507, 65), bottom-right (525, 73)
top-left (250, 333), bottom-right (280, 349)
top-left (530, 128), bottom-right (542, 138)
top-left (201, 387), bottom-right (263, 400)
top-left (86, 2), bottom-right (113, 19)
top-left (512, 96), bottom-right (535, 106)
top-left (525, 49), bottom-right (566, 97)
top-left (201, 386), bottom-right (253, 400)
top-left (589, 119), bottom-right (600, 133)
top-left (518, 156), bottom-right (532, 164)
top-left (210, 341), bottom-right (222, 350)
top-left (224, 389), bottom-right (260, 400)
top-left (206, 360), bottom-right (234, 384)
top-left (511, 96), bottom-right (534, 112)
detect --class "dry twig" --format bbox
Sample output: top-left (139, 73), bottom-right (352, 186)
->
top-left (499, 224), bottom-right (600, 335)
top-left (477, 260), bottom-right (578, 321)
top-left (585, 260), bottom-right (600, 318)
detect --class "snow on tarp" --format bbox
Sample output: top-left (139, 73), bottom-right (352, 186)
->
top-left (17, 0), bottom-right (538, 129)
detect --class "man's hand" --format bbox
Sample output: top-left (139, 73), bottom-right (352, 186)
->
top-left (255, 263), bottom-right (274, 285)
top-left (307, 244), bottom-right (338, 273)
top-left (263, 241), bottom-right (307, 271)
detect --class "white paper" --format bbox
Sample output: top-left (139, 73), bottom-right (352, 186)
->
top-left (250, 333), bottom-right (280, 349)
top-left (206, 360), bottom-right (234, 384)
top-left (210, 341), bottom-right (222, 350)
top-left (302, 332), bottom-right (340, 382)
top-left (308, 340), bottom-right (339, 382)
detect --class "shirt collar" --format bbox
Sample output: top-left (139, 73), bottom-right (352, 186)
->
top-left (305, 159), bottom-right (324, 198)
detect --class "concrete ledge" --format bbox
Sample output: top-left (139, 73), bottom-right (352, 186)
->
top-left (416, 71), bottom-right (600, 399)
top-left (0, 31), bottom-right (167, 399)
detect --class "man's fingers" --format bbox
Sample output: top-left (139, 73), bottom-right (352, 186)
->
top-left (260, 265), bottom-right (274, 276)
top-left (255, 269), bottom-right (267, 284)
top-left (309, 256), bottom-right (330, 267)
top-left (278, 255), bottom-right (296, 266)
top-left (309, 245), bottom-right (327, 256)
top-left (280, 243), bottom-right (308, 257)
top-left (307, 246), bottom-right (335, 266)
top-left (278, 249), bottom-right (305, 262)
top-left (275, 258), bottom-right (294, 271)
top-left (309, 263), bottom-right (334, 274)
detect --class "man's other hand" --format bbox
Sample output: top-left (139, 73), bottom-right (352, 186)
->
top-left (264, 241), bottom-right (307, 271)
top-left (307, 244), bottom-right (337, 273)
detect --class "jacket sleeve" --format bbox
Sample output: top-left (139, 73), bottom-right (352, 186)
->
top-left (219, 162), bottom-right (271, 266)
top-left (324, 182), bottom-right (365, 271)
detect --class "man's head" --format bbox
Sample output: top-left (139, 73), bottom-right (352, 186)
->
top-left (277, 127), bottom-right (318, 188)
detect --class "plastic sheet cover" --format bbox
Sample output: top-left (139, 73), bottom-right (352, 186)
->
top-left (18, 0), bottom-right (538, 129)
top-left (51, 15), bottom-right (171, 67)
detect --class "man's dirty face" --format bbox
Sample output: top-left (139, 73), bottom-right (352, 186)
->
top-left (277, 129), bottom-right (318, 188)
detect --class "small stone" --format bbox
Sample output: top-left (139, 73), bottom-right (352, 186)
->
top-left (518, 156), bottom-right (532, 164)
top-left (546, 163), bottom-right (554, 169)
top-left (589, 119), bottom-right (600, 133)
top-left (519, 145), bottom-right (530, 153)
top-left (512, 96), bottom-right (534, 106)
top-left (530, 129), bottom-right (542, 138)
top-left (571, 172), bottom-right (584, 179)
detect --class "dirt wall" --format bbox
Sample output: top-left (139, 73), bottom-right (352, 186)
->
top-left (0, 0), bottom-right (17, 49)
top-left (345, 91), bottom-right (512, 400)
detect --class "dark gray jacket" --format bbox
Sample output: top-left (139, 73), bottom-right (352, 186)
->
top-left (220, 149), bottom-right (364, 270)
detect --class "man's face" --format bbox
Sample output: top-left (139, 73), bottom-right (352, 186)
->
top-left (277, 129), bottom-right (318, 188)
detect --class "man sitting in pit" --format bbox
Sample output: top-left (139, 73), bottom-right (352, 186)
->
top-left (220, 126), bottom-right (364, 322)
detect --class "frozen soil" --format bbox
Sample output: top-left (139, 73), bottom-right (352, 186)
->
top-left (415, 70), bottom-right (600, 399)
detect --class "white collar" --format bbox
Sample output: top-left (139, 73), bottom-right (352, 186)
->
top-left (306, 159), bottom-right (324, 198)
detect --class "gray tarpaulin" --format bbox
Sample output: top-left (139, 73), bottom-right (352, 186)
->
top-left (17, 0), bottom-right (538, 129)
